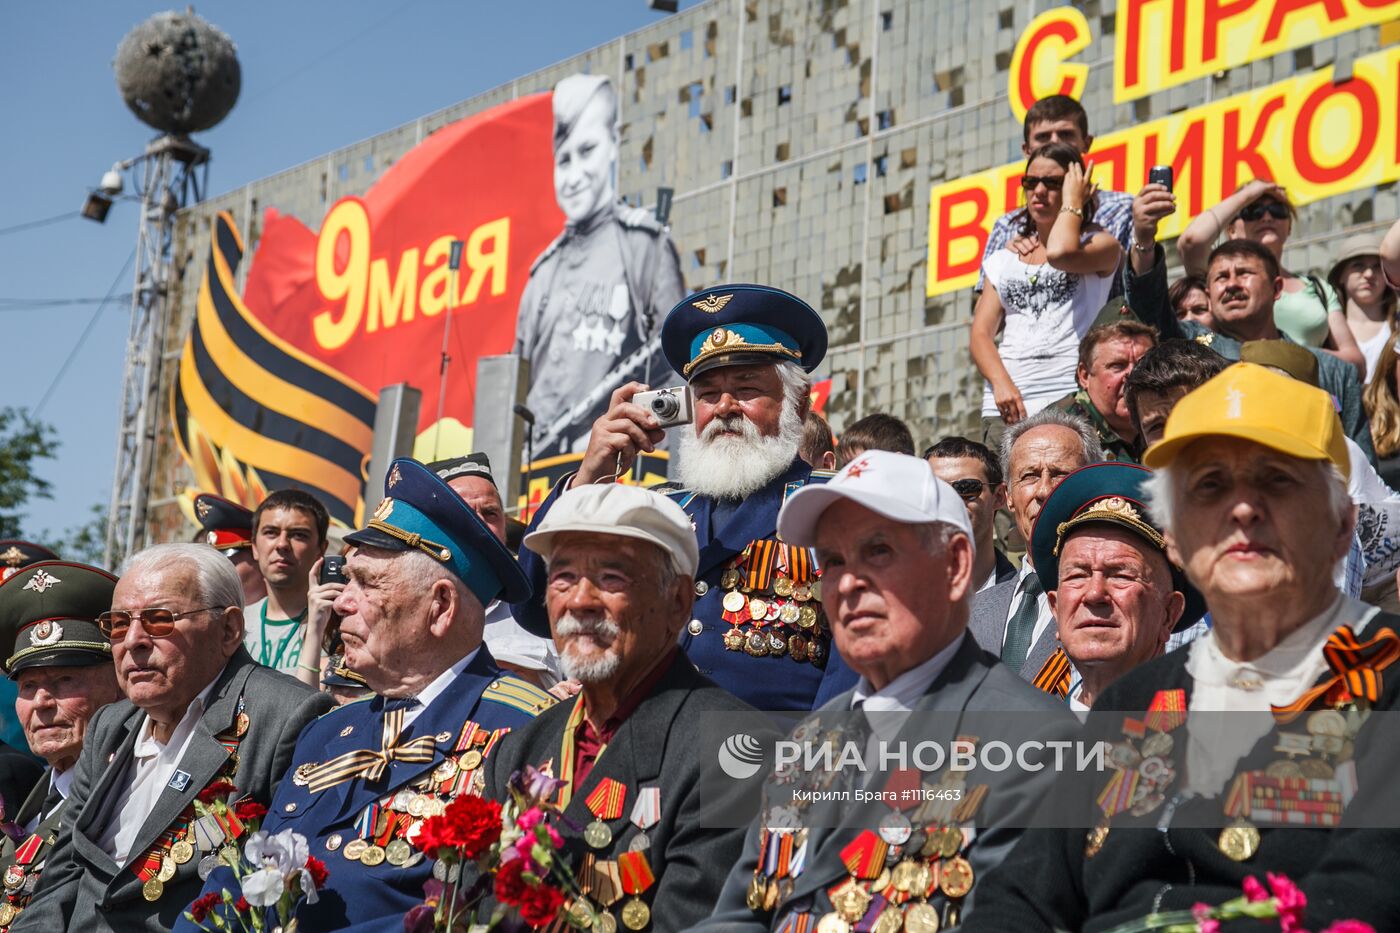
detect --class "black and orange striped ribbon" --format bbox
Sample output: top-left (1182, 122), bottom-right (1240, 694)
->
top-left (1032, 648), bottom-right (1072, 699)
top-left (1273, 625), bottom-right (1400, 723)
top-left (746, 540), bottom-right (778, 592)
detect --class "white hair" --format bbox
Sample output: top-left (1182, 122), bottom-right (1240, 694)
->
top-left (392, 550), bottom-right (483, 620)
top-left (676, 362), bottom-right (809, 499)
top-left (122, 543), bottom-right (243, 612)
top-left (1143, 459), bottom-right (1351, 537)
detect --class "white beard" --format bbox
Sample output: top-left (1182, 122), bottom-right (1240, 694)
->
top-left (555, 612), bottom-right (623, 684)
top-left (676, 400), bottom-right (804, 500)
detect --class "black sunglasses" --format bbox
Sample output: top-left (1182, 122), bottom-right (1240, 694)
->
top-left (1238, 202), bottom-right (1289, 222)
top-left (949, 478), bottom-right (990, 500)
top-left (1019, 175), bottom-right (1065, 192)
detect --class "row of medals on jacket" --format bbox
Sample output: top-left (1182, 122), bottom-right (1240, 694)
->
top-left (715, 564), bottom-right (829, 666)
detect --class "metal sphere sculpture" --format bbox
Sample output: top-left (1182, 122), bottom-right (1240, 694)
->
top-left (113, 8), bottom-right (240, 135)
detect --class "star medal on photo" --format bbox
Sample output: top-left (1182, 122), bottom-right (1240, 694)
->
top-left (584, 778), bottom-right (627, 849)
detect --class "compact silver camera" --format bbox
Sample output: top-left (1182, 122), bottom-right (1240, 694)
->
top-left (634, 385), bottom-right (694, 428)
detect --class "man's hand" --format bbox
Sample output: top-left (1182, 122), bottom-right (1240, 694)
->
top-left (306, 558), bottom-right (345, 647)
top-left (548, 679), bottom-right (582, 701)
top-left (574, 382), bottom-right (666, 486)
top-left (1131, 182), bottom-right (1176, 246)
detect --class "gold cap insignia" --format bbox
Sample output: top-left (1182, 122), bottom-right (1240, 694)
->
top-left (0, 547), bottom-right (25, 567)
top-left (1054, 496), bottom-right (1164, 556)
top-left (693, 293), bottom-right (734, 314)
top-left (29, 620), bottom-right (62, 646)
top-left (374, 498), bottom-right (395, 521)
top-left (388, 464), bottom-right (404, 489)
top-left (23, 570), bottom-right (60, 594)
top-left (709, 327), bottom-right (732, 348)
top-left (195, 499), bottom-right (212, 521)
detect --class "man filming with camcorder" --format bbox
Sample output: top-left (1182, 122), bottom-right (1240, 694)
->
top-left (513, 284), bottom-right (860, 711)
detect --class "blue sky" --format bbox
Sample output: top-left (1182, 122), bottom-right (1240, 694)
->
top-left (0, 0), bottom-right (697, 541)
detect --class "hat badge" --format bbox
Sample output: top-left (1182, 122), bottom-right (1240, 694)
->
top-left (206, 531), bottom-right (219, 546)
top-left (29, 620), bottom-right (62, 646)
top-left (374, 498), bottom-right (395, 521)
top-left (692, 293), bottom-right (734, 314)
top-left (709, 327), bottom-right (732, 348)
top-left (0, 547), bottom-right (24, 568)
top-left (388, 464), bottom-right (404, 488)
top-left (846, 457), bottom-right (872, 479)
top-left (1225, 387), bottom-right (1244, 419)
top-left (195, 499), bottom-right (212, 521)
top-left (23, 570), bottom-right (60, 593)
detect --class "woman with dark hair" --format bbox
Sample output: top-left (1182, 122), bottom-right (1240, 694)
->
top-left (1329, 232), bottom-right (1395, 382)
top-left (1363, 334), bottom-right (1400, 488)
top-left (1167, 273), bottom-right (1213, 328)
top-left (1177, 179), bottom-right (1365, 373)
top-left (970, 142), bottom-right (1122, 439)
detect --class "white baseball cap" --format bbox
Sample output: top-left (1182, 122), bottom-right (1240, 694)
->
top-left (777, 449), bottom-right (973, 547)
top-left (522, 483), bottom-right (699, 577)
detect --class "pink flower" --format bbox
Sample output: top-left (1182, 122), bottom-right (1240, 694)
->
top-left (1198, 922), bottom-right (1221, 933)
top-left (1320, 922), bottom-right (1377, 933)
top-left (1242, 876), bottom-right (1269, 902)
top-left (1267, 872), bottom-right (1307, 930)
top-left (1192, 903), bottom-right (1214, 921)
top-left (516, 807), bottom-right (545, 836)
top-left (545, 824), bottom-right (563, 849)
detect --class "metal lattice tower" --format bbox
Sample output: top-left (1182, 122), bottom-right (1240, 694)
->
top-left (103, 136), bottom-right (210, 568)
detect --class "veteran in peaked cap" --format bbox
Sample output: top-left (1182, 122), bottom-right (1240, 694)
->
top-left (661, 283), bottom-right (828, 379)
top-left (0, 543), bottom-right (59, 584)
top-left (1029, 462), bottom-right (1203, 708)
top-left (193, 494), bottom-right (265, 607)
top-left (0, 563), bottom-right (119, 929)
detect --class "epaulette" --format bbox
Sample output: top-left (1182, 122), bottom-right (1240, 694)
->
top-left (483, 676), bottom-right (557, 717)
top-left (528, 231), bottom-right (568, 276)
top-left (315, 693), bottom-right (373, 720)
top-left (807, 469), bottom-right (837, 483)
top-left (616, 204), bottom-right (665, 233)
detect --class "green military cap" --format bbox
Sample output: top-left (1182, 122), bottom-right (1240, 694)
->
top-left (0, 561), bottom-right (117, 677)
top-left (1239, 339), bottom-right (1321, 389)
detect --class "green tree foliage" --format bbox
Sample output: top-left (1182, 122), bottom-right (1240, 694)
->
top-left (0, 408), bottom-right (57, 539)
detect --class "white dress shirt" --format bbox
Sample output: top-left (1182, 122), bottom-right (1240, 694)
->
top-left (402, 647), bottom-right (480, 729)
top-left (1183, 594), bottom-right (1378, 797)
top-left (1002, 561), bottom-right (1055, 652)
top-left (97, 668), bottom-right (226, 865)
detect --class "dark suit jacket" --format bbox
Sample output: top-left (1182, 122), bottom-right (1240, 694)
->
top-left (14, 649), bottom-right (331, 933)
top-left (969, 575), bottom-right (1059, 683)
top-left (1122, 244), bottom-right (1375, 465)
top-left (0, 744), bottom-right (43, 829)
top-left (964, 610), bottom-right (1400, 933)
top-left (515, 459), bottom-right (859, 711)
top-left (0, 773), bottom-right (64, 924)
top-left (484, 651), bottom-right (762, 933)
top-left (696, 631), bottom-right (1077, 931)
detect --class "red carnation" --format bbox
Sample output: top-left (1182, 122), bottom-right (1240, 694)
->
top-left (189, 892), bottom-right (221, 923)
top-left (518, 883), bottom-right (565, 926)
top-left (413, 815), bottom-right (449, 859)
top-left (304, 856), bottom-right (329, 891)
top-left (439, 795), bottom-right (502, 859)
top-left (234, 896), bottom-right (250, 913)
top-left (493, 858), bottom-right (529, 906)
top-left (233, 800), bottom-right (268, 823)
top-left (198, 780), bottom-right (237, 804)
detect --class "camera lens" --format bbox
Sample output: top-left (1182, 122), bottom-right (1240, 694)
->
top-left (650, 393), bottom-right (679, 419)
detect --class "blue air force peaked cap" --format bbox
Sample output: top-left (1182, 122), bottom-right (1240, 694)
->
top-left (661, 284), bottom-right (827, 380)
top-left (344, 458), bottom-right (531, 606)
top-left (1029, 462), bottom-right (1205, 632)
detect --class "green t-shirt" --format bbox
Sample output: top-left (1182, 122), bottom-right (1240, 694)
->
top-left (1273, 275), bottom-right (1339, 348)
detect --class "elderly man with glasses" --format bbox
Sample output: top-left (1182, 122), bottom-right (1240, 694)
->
top-left (14, 543), bottom-right (331, 933)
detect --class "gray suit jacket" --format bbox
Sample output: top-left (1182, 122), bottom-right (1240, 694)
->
top-left (14, 648), bottom-right (332, 933)
top-left (695, 631), bottom-right (1077, 931)
top-left (968, 576), bottom-right (1059, 683)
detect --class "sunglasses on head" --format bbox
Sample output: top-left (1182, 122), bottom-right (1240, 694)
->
top-left (949, 478), bottom-right (989, 500)
top-left (1238, 202), bottom-right (1289, 222)
top-left (1019, 175), bottom-right (1065, 192)
top-left (97, 606), bottom-right (222, 642)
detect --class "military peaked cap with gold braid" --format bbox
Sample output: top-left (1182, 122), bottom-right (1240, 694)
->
top-left (194, 493), bottom-right (255, 553)
top-left (0, 561), bottom-right (116, 676)
top-left (1029, 462), bottom-right (1206, 631)
top-left (344, 458), bottom-right (532, 606)
top-left (660, 283), bottom-right (827, 379)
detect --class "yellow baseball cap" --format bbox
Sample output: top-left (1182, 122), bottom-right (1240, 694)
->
top-left (1141, 362), bottom-right (1349, 474)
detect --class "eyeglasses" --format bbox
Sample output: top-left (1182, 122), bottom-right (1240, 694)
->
top-left (96, 606), bottom-right (223, 641)
top-left (1238, 202), bottom-right (1289, 222)
top-left (949, 478), bottom-right (990, 501)
top-left (1019, 174), bottom-right (1065, 192)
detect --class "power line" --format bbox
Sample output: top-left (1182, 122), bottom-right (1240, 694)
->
top-left (31, 247), bottom-right (137, 419)
top-left (0, 295), bottom-right (133, 309)
top-left (0, 211), bottom-right (80, 238)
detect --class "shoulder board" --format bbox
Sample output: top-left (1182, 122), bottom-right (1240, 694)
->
top-left (807, 470), bottom-right (837, 483)
top-left (483, 676), bottom-right (557, 717)
top-left (616, 205), bottom-right (664, 233)
top-left (784, 471), bottom-right (835, 501)
top-left (528, 231), bottom-right (568, 276)
top-left (315, 694), bottom-right (372, 720)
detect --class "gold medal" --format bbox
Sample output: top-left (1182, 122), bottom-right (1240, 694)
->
top-left (569, 898), bottom-right (596, 928)
top-left (0, 903), bottom-right (15, 926)
top-left (778, 603), bottom-right (801, 624)
top-left (793, 583), bottom-right (812, 602)
top-left (1085, 824), bottom-right (1109, 859)
top-left (748, 597), bottom-right (769, 619)
top-left (235, 711), bottom-right (250, 737)
top-left (1218, 820), bottom-right (1260, 862)
top-left (815, 912), bottom-right (852, 933)
top-left (773, 577), bottom-right (795, 597)
top-left (939, 856), bottom-right (974, 898)
top-left (722, 591), bottom-right (746, 613)
top-left (1141, 731), bottom-right (1173, 758)
top-left (1307, 710), bottom-right (1347, 737)
top-left (433, 759), bottom-right (458, 783)
top-left (584, 820), bottom-right (613, 849)
top-left (903, 902), bottom-right (940, 933)
top-left (1265, 760), bottom-right (1304, 780)
top-left (157, 855), bottom-right (177, 882)
top-left (385, 839), bottom-right (413, 866)
top-left (720, 569), bottom-right (742, 589)
top-left (343, 838), bottom-right (369, 861)
top-left (745, 874), bottom-right (764, 911)
top-left (408, 795), bottom-right (428, 818)
top-left (460, 749), bottom-right (484, 771)
top-left (3, 865), bottom-right (23, 891)
top-left (936, 825), bottom-right (963, 859)
top-left (142, 877), bottom-right (164, 902)
top-left (596, 911), bottom-right (618, 933)
top-left (723, 628), bottom-right (746, 651)
top-left (744, 632), bottom-right (770, 657)
top-left (326, 833), bottom-right (343, 852)
top-left (788, 634), bottom-right (808, 661)
top-left (219, 844), bottom-right (240, 867)
top-left (1299, 758), bottom-right (1335, 780)
top-left (872, 906), bottom-right (905, 933)
top-left (620, 897), bottom-right (650, 930)
top-left (171, 839), bottom-right (195, 865)
top-left (360, 844), bottom-right (386, 867)
top-left (831, 881), bottom-right (872, 922)
top-left (891, 858), bottom-right (921, 893)
top-left (797, 606), bottom-right (818, 628)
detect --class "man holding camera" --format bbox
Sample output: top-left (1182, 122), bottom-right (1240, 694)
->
top-left (515, 284), bottom-right (858, 711)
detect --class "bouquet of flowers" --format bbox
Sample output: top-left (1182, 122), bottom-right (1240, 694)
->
top-left (404, 765), bottom-right (588, 932)
top-left (181, 782), bottom-right (329, 933)
top-left (1100, 873), bottom-right (1376, 933)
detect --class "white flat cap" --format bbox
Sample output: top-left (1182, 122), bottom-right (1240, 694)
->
top-left (777, 449), bottom-right (972, 547)
top-left (522, 483), bottom-right (699, 577)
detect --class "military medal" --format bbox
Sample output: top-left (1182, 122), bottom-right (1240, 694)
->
top-left (342, 838), bottom-right (369, 862)
top-left (2, 865), bottom-right (23, 891)
top-left (235, 711), bottom-right (250, 737)
top-left (773, 576), bottom-right (794, 597)
top-left (938, 856), bottom-right (974, 898)
top-left (628, 787), bottom-right (660, 852)
top-left (1218, 819), bottom-right (1260, 862)
top-left (877, 811), bottom-right (911, 846)
top-left (903, 901), bottom-right (941, 933)
top-left (585, 821), bottom-right (613, 849)
top-left (0, 903), bottom-right (15, 926)
top-left (569, 898), bottom-right (596, 928)
top-left (385, 839), bottom-right (413, 867)
top-left (360, 844), bottom-right (386, 867)
top-left (815, 915), bottom-right (851, 933)
top-left (170, 840), bottom-right (194, 865)
top-left (617, 849), bottom-right (654, 929)
top-left (197, 855), bottom-right (219, 880)
top-left (142, 877), bottom-right (163, 902)
top-left (460, 749), bottom-right (484, 771)
top-left (584, 778), bottom-right (627, 850)
top-left (872, 907), bottom-right (904, 933)
top-left (157, 855), bottom-right (177, 883)
top-left (722, 591), bottom-right (746, 613)
top-left (721, 569), bottom-right (742, 590)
